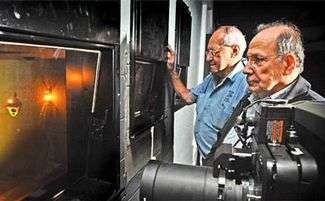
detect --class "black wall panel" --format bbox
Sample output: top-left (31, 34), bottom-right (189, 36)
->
top-left (0, 1), bottom-right (119, 43)
top-left (133, 1), bottom-right (168, 60)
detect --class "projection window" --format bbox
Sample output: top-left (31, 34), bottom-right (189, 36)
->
top-left (0, 41), bottom-right (100, 201)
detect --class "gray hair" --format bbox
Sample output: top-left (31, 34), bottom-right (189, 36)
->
top-left (257, 21), bottom-right (305, 72)
top-left (219, 26), bottom-right (247, 58)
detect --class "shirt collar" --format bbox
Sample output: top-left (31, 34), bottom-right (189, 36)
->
top-left (269, 80), bottom-right (296, 99)
top-left (248, 79), bottom-right (297, 101)
top-left (212, 58), bottom-right (246, 86)
top-left (227, 58), bottom-right (246, 82)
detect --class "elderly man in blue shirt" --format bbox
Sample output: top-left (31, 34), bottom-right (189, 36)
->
top-left (166, 26), bottom-right (248, 162)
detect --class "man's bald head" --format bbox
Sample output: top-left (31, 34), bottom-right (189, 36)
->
top-left (210, 26), bottom-right (247, 58)
top-left (255, 21), bottom-right (305, 72)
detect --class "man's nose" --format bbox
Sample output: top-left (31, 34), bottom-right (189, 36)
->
top-left (243, 63), bottom-right (254, 74)
top-left (206, 53), bottom-right (212, 62)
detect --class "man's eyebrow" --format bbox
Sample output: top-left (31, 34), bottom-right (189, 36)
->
top-left (246, 53), bottom-right (264, 57)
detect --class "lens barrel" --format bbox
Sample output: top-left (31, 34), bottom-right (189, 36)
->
top-left (140, 160), bottom-right (219, 201)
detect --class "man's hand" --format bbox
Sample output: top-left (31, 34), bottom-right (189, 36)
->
top-left (166, 46), bottom-right (175, 72)
top-left (164, 46), bottom-right (192, 104)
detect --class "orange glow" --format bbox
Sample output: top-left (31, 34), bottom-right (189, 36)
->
top-left (66, 66), bottom-right (82, 89)
top-left (66, 65), bottom-right (94, 89)
top-left (68, 72), bottom-right (82, 84)
top-left (82, 66), bottom-right (94, 85)
top-left (36, 84), bottom-right (64, 112)
top-left (7, 98), bottom-right (14, 104)
top-left (43, 89), bottom-right (56, 103)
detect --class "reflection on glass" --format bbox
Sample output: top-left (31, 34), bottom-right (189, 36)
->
top-left (0, 42), bottom-right (99, 201)
top-left (134, 61), bottom-right (155, 117)
top-left (132, 59), bottom-right (165, 133)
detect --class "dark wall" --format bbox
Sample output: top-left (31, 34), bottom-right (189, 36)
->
top-left (130, 0), bottom-right (173, 161)
top-left (124, 1), bottom-right (174, 201)
top-left (0, 1), bottom-right (119, 43)
top-left (213, 1), bottom-right (325, 96)
top-left (133, 1), bottom-right (169, 60)
top-left (176, 0), bottom-right (191, 67)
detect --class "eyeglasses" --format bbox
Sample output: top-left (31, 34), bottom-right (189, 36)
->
top-left (205, 48), bottom-right (222, 57)
top-left (206, 44), bottom-right (233, 57)
top-left (246, 54), bottom-right (279, 67)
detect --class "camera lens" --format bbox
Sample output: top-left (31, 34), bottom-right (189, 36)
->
top-left (140, 160), bottom-right (218, 201)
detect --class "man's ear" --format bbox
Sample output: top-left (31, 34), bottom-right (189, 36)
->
top-left (231, 45), bottom-right (240, 58)
top-left (283, 53), bottom-right (296, 75)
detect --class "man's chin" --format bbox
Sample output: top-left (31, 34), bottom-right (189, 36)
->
top-left (209, 67), bottom-right (219, 73)
top-left (209, 63), bottom-right (221, 70)
top-left (249, 89), bottom-right (268, 99)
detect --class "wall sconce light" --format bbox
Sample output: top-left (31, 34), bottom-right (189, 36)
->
top-left (43, 87), bottom-right (55, 103)
top-left (5, 92), bottom-right (22, 117)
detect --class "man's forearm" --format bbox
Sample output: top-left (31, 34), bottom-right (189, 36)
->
top-left (167, 70), bottom-right (193, 104)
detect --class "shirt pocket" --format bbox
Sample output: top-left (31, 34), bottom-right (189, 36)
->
top-left (211, 108), bottom-right (233, 130)
top-left (196, 93), bottom-right (209, 115)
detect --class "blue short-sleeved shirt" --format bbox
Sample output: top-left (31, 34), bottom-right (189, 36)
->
top-left (190, 60), bottom-right (248, 158)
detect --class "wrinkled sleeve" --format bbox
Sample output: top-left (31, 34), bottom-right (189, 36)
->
top-left (189, 75), bottom-right (211, 103)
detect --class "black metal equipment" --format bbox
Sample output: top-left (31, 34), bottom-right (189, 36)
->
top-left (140, 100), bottom-right (325, 201)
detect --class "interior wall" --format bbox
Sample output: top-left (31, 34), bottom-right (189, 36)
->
top-left (119, 0), bottom-right (131, 189)
top-left (173, 0), bottom-right (206, 165)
